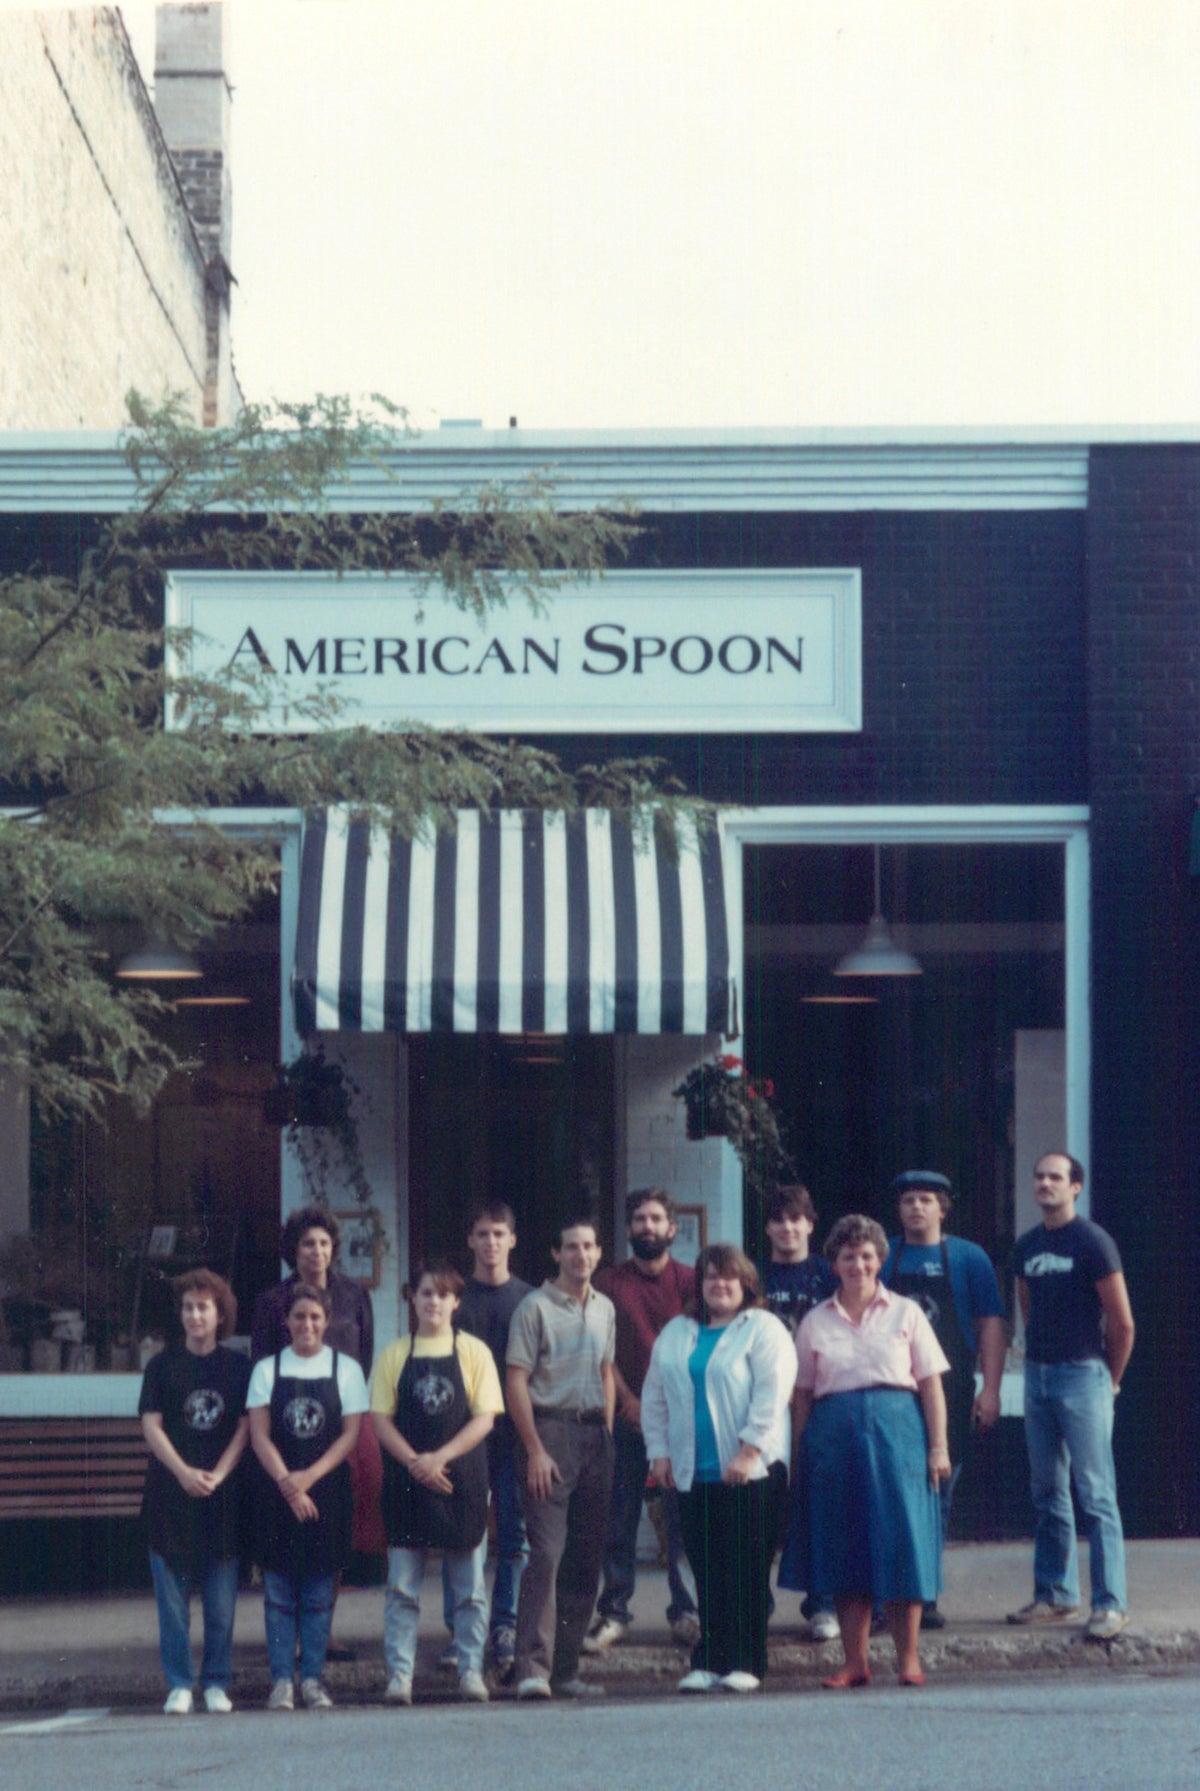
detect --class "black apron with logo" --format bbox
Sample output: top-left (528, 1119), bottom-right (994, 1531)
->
top-left (890, 1241), bottom-right (976, 1465)
top-left (382, 1338), bottom-right (489, 1552)
top-left (258, 1349), bottom-right (353, 1578)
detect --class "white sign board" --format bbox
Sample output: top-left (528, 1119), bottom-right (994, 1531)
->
top-left (166, 569), bottom-right (861, 734)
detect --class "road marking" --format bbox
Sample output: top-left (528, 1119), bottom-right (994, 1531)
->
top-left (0, 1707), bottom-right (112, 1737)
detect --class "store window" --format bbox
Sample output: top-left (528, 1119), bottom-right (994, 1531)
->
top-left (741, 840), bottom-right (1067, 1281)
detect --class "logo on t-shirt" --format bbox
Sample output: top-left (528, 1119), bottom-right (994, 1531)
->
top-left (1024, 1252), bottom-right (1075, 1277)
top-left (183, 1388), bottom-right (226, 1432)
top-left (282, 1395), bottom-right (327, 1440)
top-left (910, 1290), bottom-right (943, 1329)
top-left (412, 1371), bottom-right (454, 1417)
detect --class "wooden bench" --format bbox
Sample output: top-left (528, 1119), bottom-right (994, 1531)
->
top-left (0, 1418), bottom-right (148, 1520)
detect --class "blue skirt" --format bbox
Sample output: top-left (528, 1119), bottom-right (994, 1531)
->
top-left (778, 1387), bottom-right (942, 1604)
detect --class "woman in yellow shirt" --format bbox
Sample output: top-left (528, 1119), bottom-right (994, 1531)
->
top-left (371, 1262), bottom-right (503, 1705)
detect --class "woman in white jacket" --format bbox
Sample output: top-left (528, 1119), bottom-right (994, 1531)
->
top-left (643, 1243), bottom-right (796, 1694)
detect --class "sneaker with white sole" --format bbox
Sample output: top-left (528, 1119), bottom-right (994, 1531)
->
top-left (437, 1640), bottom-right (458, 1671)
top-left (515, 1676), bottom-right (553, 1699)
top-left (384, 1672), bottom-right (413, 1705)
top-left (163, 1687), bottom-right (193, 1715)
top-left (300, 1678), bottom-right (334, 1710)
top-left (670, 1612), bottom-right (702, 1648)
top-left (202, 1687), bottom-right (233, 1713)
top-left (1006, 1600), bottom-right (1081, 1625)
top-left (677, 1668), bottom-right (720, 1693)
top-left (808, 1611), bottom-right (840, 1643)
top-left (1085, 1608), bottom-right (1129, 1641)
top-left (551, 1677), bottom-right (605, 1698)
top-left (720, 1670), bottom-right (761, 1693)
top-left (459, 1670), bottom-right (490, 1702)
top-left (266, 1678), bottom-right (295, 1711)
top-left (581, 1615), bottom-right (625, 1654)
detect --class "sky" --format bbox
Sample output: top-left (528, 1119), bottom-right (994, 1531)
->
top-left (29, 0), bottom-right (1200, 429)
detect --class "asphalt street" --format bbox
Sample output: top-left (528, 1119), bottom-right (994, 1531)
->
top-left (2, 1672), bottom-right (1199, 1791)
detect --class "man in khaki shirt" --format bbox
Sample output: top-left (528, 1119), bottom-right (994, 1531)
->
top-left (506, 1218), bottom-right (616, 1698)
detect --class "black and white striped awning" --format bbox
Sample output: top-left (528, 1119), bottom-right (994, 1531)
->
top-left (293, 807), bottom-right (733, 1036)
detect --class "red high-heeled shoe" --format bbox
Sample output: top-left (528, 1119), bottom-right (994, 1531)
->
top-left (820, 1668), bottom-right (871, 1689)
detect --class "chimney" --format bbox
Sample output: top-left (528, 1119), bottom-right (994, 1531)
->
top-left (153, 4), bottom-right (235, 425)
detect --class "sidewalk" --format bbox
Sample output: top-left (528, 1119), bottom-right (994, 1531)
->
top-left (1, 1542), bottom-right (1198, 1711)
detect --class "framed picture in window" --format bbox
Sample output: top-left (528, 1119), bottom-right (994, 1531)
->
top-left (673, 1204), bottom-right (707, 1265)
top-left (334, 1209), bottom-right (383, 1290)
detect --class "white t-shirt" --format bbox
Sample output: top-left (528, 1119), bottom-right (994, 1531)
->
top-left (246, 1345), bottom-right (369, 1415)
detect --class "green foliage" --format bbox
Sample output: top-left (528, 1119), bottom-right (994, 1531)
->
top-left (1, 394), bottom-right (703, 1120)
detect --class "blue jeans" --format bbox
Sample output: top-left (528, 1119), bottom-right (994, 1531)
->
top-left (597, 1416), bottom-right (696, 1625)
top-left (1024, 1358), bottom-right (1127, 1612)
top-left (262, 1568), bottom-right (337, 1682)
top-left (391, 1538), bottom-right (489, 1678)
top-left (149, 1551), bottom-right (239, 1693)
top-left (441, 1432), bottom-right (528, 1637)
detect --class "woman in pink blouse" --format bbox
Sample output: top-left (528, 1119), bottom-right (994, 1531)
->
top-left (778, 1214), bottom-right (951, 1688)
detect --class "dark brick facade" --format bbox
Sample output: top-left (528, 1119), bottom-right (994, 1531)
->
top-left (1086, 447), bottom-right (1200, 1533)
top-left (544, 508), bottom-right (1088, 809)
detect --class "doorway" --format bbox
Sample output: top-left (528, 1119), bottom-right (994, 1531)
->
top-left (407, 1035), bottom-right (614, 1284)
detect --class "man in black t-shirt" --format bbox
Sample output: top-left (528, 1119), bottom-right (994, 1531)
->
top-left (1008, 1153), bottom-right (1135, 1642)
top-left (439, 1201), bottom-right (531, 1679)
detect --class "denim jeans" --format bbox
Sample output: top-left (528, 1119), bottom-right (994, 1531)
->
top-left (1024, 1357), bottom-right (1127, 1612)
top-left (149, 1551), bottom-right (239, 1693)
top-left (597, 1416), bottom-right (696, 1626)
top-left (390, 1538), bottom-right (489, 1678)
top-left (442, 1432), bottom-right (529, 1637)
top-left (262, 1568), bottom-right (337, 1682)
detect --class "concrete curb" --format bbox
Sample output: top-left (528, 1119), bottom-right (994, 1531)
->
top-left (4, 1629), bottom-right (1199, 1714)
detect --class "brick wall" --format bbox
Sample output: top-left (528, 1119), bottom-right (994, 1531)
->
top-left (1085, 446), bottom-right (1200, 1534)
top-left (542, 507), bottom-right (1088, 807)
top-left (0, 10), bottom-right (209, 428)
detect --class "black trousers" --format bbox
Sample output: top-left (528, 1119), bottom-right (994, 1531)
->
top-left (677, 1466), bottom-right (779, 1681)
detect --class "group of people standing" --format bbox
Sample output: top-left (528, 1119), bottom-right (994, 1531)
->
top-left (138, 1148), bottom-right (1134, 1710)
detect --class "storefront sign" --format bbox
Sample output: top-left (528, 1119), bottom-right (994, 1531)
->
top-left (166, 569), bottom-right (861, 734)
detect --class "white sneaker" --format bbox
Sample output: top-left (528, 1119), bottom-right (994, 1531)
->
top-left (1085, 1608), bottom-right (1129, 1641)
top-left (163, 1687), bottom-right (193, 1715)
top-left (459, 1670), bottom-right (490, 1702)
top-left (300, 1677), bottom-right (334, 1709)
top-left (809, 1610), bottom-right (840, 1643)
top-left (384, 1672), bottom-right (413, 1705)
top-left (581, 1615), bottom-right (625, 1654)
top-left (202, 1686), bottom-right (233, 1713)
top-left (720, 1670), bottom-right (761, 1693)
top-left (515, 1676), bottom-right (553, 1699)
top-left (266, 1679), bottom-right (294, 1711)
top-left (677, 1668), bottom-right (720, 1693)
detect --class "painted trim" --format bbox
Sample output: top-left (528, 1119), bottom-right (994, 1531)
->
top-left (0, 431), bottom-right (1092, 513)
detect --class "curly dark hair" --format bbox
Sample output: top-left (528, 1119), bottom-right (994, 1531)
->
top-left (279, 1205), bottom-right (341, 1270)
top-left (173, 1269), bottom-right (238, 1340)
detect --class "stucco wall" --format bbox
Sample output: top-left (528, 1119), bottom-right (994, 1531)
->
top-left (0, 8), bottom-right (209, 428)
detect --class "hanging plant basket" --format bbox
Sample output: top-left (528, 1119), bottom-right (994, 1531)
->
top-left (263, 1056), bottom-right (351, 1129)
top-left (682, 1081), bottom-right (732, 1140)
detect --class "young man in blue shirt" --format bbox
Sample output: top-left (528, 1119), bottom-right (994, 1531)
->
top-left (880, 1169), bottom-right (1006, 1629)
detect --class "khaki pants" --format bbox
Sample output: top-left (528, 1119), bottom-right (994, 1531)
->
top-left (514, 1415), bottom-right (614, 1685)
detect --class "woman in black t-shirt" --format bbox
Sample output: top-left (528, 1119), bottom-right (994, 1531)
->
top-left (139, 1270), bottom-right (251, 1715)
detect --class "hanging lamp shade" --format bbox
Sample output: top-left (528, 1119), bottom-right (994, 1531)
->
top-left (832, 845), bottom-right (923, 978)
top-left (116, 940), bottom-right (203, 980)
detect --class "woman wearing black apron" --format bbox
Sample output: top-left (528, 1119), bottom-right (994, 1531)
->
top-left (247, 1281), bottom-right (368, 1711)
top-left (139, 1270), bottom-right (250, 1715)
top-left (370, 1263), bottom-right (503, 1706)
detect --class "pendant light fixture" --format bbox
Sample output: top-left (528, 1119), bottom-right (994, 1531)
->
top-left (115, 939), bottom-right (203, 981)
top-left (832, 844), bottom-right (922, 978)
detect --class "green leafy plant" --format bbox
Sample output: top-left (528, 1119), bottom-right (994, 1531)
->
top-left (673, 1053), bottom-right (797, 1224)
top-left (1, 391), bottom-right (713, 1122)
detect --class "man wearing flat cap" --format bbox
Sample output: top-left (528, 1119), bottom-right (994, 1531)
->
top-left (880, 1170), bottom-right (1006, 1628)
